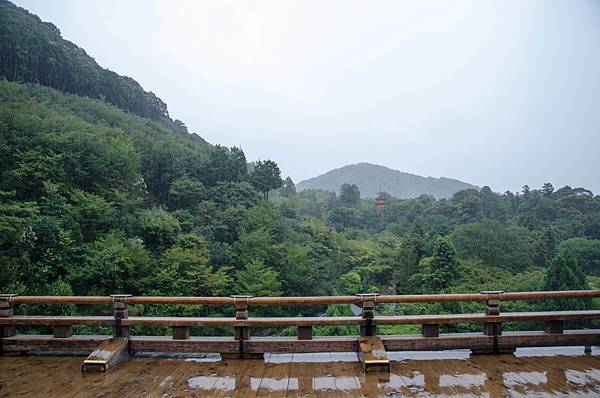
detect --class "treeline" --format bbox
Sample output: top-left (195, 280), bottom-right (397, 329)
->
top-left (0, 0), bottom-right (176, 125)
top-left (286, 183), bottom-right (600, 299)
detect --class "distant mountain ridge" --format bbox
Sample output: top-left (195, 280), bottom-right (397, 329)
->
top-left (297, 163), bottom-right (478, 199)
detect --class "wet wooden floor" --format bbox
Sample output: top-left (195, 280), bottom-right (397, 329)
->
top-left (1, 347), bottom-right (600, 397)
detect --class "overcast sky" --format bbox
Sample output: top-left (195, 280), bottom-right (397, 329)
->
top-left (14, 0), bottom-right (600, 193)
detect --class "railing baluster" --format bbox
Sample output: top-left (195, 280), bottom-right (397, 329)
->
top-left (232, 295), bottom-right (251, 341)
top-left (544, 320), bottom-right (564, 334)
top-left (357, 293), bottom-right (378, 337)
top-left (173, 326), bottom-right (190, 340)
top-left (298, 325), bottom-right (312, 340)
top-left (482, 290), bottom-right (503, 337)
top-left (53, 325), bottom-right (72, 338)
top-left (422, 324), bottom-right (439, 337)
top-left (0, 294), bottom-right (16, 339)
top-left (111, 294), bottom-right (131, 338)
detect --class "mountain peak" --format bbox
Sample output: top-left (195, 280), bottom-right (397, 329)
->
top-left (297, 163), bottom-right (477, 199)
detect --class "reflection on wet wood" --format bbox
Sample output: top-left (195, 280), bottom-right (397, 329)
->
top-left (1, 348), bottom-right (600, 397)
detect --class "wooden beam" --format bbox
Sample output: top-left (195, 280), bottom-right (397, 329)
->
top-left (358, 336), bottom-right (389, 372)
top-left (0, 316), bottom-right (115, 326)
top-left (243, 336), bottom-right (358, 354)
top-left (82, 337), bottom-right (130, 373)
top-left (381, 333), bottom-right (494, 352)
top-left (2, 335), bottom-right (110, 353)
top-left (8, 290), bottom-right (600, 306)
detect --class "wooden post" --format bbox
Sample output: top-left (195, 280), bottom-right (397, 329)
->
top-left (298, 326), bottom-right (312, 340)
top-left (232, 295), bottom-right (251, 340)
top-left (111, 294), bottom-right (131, 338)
top-left (482, 290), bottom-right (503, 336)
top-left (172, 326), bottom-right (190, 340)
top-left (544, 320), bottom-right (564, 334)
top-left (231, 295), bottom-right (253, 359)
top-left (0, 294), bottom-right (17, 339)
top-left (357, 293), bottom-right (379, 337)
top-left (478, 290), bottom-right (508, 354)
top-left (53, 325), bottom-right (73, 338)
top-left (422, 324), bottom-right (439, 338)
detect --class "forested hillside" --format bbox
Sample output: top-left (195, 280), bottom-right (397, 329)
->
top-left (1, 1), bottom-right (599, 335)
top-left (297, 162), bottom-right (478, 199)
top-left (0, 0), bottom-right (178, 126)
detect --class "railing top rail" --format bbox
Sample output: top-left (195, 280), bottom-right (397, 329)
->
top-left (4, 290), bottom-right (600, 306)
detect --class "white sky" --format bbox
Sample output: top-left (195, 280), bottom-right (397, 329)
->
top-left (14, 0), bottom-right (600, 193)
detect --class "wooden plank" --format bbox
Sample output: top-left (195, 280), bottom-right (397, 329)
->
top-left (497, 330), bottom-right (600, 350)
top-left (287, 353), bottom-right (318, 398)
top-left (82, 337), bottom-right (130, 373)
top-left (330, 352), bottom-right (363, 396)
top-left (244, 336), bottom-right (358, 354)
top-left (10, 290), bottom-right (600, 307)
top-left (375, 310), bottom-right (600, 325)
top-left (381, 333), bottom-right (494, 352)
top-left (255, 352), bottom-right (292, 397)
top-left (3, 310), bottom-right (600, 330)
top-left (129, 336), bottom-right (240, 354)
top-left (0, 316), bottom-right (115, 325)
top-left (2, 334), bottom-right (109, 352)
top-left (121, 316), bottom-right (363, 327)
top-left (113, 358), bottom-right (184, 398)
top-left (358, 336), bottom-right (390, 372)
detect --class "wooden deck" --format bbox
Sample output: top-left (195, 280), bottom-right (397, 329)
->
top-left (1, 347), bottom-right (600, 397)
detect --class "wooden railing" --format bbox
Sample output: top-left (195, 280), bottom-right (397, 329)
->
top-left (1, 290), bottom-right (600, 357)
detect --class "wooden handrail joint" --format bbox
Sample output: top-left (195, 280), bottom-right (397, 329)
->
top-left (481, 290), bottom-right (504, 316)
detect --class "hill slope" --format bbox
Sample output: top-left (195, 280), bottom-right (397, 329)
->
top-left (297, 163), bottom-right (478, 199)
top-left (0, 0), bottom-right (176, 126)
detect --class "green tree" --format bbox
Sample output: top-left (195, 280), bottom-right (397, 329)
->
top-left (138, 208), bottom-right (181, 251)
top-left (451, 220), bottom-right (533, 272)
top-left (327, 207), bottom-right (361, 230)
top-left (541, 182), bottom-right (554, 197)
top-left (67, 189), bottom-right (116, 242)
top-left (339, 183), bottom-right (360, 206)
top-left (0, 190), bottom-right (38, 247)
top-left (557, 238), bottom-right (600, 275)
top-left (278, 244), bottom-right (318, 296)
top-left (541, 251), bottom-right (589, 310)
top-left (168, 177), bottom-right (206, 210)
top-left (279, 177), bottom-right (296, 197)
top-left (235, 259), bottom-right (282, 296)
top-left (69, 232), bottom-right (152, 295)
top-left (533, 227), bottom-right (558, 267)
top-left (157, 246), bottom-right (230, 296)
top-left (338, 271), bottom-right (362, 295)
top-left (251, 159), bottom-right (283, 199)
top-left (414, 236), bottom-right (460, 292)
